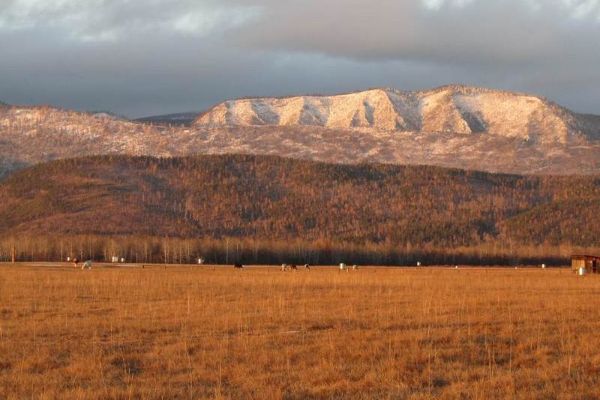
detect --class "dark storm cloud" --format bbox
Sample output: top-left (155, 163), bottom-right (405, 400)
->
top-left (0, 0), bottom-right (599, 117)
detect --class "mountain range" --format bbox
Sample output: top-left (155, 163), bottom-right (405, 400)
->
top-left (0, 85), bottom-right (599, 178)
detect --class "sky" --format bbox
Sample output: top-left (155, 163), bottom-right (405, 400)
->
top-left (0, 0), bottom-right (599, 118)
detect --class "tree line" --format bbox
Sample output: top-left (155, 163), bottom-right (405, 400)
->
top-left (0, 234), bottom-right (594, 267)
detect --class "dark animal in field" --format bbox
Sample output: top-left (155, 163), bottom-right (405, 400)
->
top-left (304, 264), bottom-right (310, 271)
top-left (281, 263), bottom-right (298, 271)
top-left (234, 263), bottom-right (244, 269)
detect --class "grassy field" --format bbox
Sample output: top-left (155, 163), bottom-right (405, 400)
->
top-left (1, 264), bottom-right (600, 399)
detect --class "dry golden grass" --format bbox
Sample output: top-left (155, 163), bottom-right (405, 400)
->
top-left (1, 264), bottom-right (600, 399)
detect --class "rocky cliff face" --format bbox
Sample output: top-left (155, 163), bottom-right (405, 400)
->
top-left (196, 85), bottom-right (594, 144)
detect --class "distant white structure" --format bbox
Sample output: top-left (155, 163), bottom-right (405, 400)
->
top-left (578, 267), bottom-right (586, 276)
top-left (111, 256), bottom-right (119, 263)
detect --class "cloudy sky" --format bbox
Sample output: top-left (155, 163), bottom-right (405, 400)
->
top-left (1, 0), bottom-right (599, 117)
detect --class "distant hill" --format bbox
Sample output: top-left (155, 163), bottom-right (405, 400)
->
top-left (1, 155), bottom-right (598, 251)
top-left (576, 113), bottom-right (600, 140)
top-left (135, 112), bottom-right (199, 126)
top-left (0, 104), bottom-right (184, 178)
top-left (88, 111), bottom-right (127, 120)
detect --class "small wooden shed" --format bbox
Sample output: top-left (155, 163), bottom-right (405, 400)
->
top-left (571, 255), bottom-right (600, 273)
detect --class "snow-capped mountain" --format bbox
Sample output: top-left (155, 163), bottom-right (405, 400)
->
top-left (196, 85), bottom-right (599, 144)
top-left (0, 86), bottom-right (599, 178)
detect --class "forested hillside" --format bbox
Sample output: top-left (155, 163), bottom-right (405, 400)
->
top-left (0, 155), bottom-right (598, 264)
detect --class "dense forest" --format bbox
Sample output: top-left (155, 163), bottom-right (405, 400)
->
top-left (0, 154), bottom-right (598, 265)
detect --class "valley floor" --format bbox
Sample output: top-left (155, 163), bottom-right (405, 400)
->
top-left (1, 265), bottom-right (599, 399)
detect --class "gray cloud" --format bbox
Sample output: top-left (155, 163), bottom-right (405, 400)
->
top-left (229, 0), bottom-right (600, 64)
top-left (0, 0), bottom-right (599, 117)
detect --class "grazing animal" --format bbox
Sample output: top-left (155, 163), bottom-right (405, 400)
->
top-left (352, 264), bottom-right (358, 270)
top-left (304, 264), bottom-right (310, 271)
top-left (281, 264), bottom-right (298, 271)
top-left (81, 260), bottom-right (92, 270)
top-left (234, 263), bottom-right (244, 269)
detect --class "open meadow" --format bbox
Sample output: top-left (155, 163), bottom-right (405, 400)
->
top-left (1, 264), bottom-right (600, 399)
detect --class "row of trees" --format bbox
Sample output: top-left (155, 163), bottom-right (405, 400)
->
top-left (0, 235), bottom-right (595, 266)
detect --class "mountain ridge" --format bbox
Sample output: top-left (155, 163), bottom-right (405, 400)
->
top-left (195, 85), bottom-right (596, 145)
top-left (1, 85), bottom-right (599, 178)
